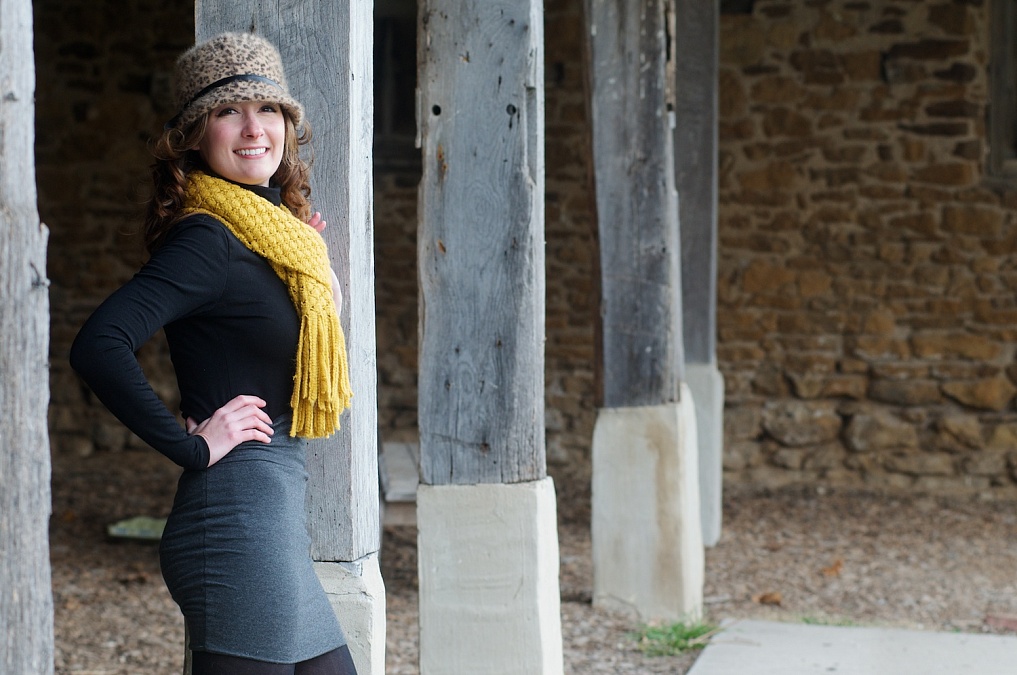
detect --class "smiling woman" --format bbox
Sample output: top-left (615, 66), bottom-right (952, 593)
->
top-left (68, 31), bottom-right (356, 675)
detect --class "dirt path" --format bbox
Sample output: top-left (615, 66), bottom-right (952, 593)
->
top-left (51, 451), bottom-right (1017, 674)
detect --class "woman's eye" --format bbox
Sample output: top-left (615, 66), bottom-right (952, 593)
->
top-left (216, 107), bottom-right (238, 117)
top-left (261, 104), bottom-right (279, 113)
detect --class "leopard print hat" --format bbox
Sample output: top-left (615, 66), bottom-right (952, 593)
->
top-left (168, 32), bottom-right (304, 129)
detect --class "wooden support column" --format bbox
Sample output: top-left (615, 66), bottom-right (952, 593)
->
top-left (585, 0), bottom-right (704, 621)
top-left (0, 1), bottom-right (54, 672)
top-left (674, 0), bottom-right (724, 547)
top-left (194, 4), bottom-right (383, 673)
top-left (416, 0), bottom-right (562, 672)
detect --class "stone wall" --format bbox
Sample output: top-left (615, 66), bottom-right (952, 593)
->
top-left (37, 0), bottom-right (192, 457)
top-left (717, 0), bottom-right (1017, 495)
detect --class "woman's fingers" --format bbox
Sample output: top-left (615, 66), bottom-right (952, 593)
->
top-left (196, 395), bottom-right (275, 467)
top-left (307, 211), bottom-right (326, 234)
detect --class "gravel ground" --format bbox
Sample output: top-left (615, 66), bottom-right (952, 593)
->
top-left (51, 451), bottom-right (1017, 674)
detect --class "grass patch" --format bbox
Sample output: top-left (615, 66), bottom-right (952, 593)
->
top-left (631, 620), bottom-right (721, 657)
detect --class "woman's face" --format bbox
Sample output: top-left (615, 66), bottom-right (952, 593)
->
top-left (198, 100), bottom-right (286, 187)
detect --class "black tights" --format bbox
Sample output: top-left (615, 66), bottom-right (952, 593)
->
top-left (190, 645), bottom-right (358, 675)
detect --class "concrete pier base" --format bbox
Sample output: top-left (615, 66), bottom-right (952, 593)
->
top-left (417, 478), bottom-right (564, 675)
top-left (315, 554), bottom-right (387, 675)
top-left (592, 391), bottom-right (704, 622)
top-left (685, 362), bottom-right (725, 547)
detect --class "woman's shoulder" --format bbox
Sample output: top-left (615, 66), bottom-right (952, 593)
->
top-left (168, 212), bottom-right (229, 238)
top-left (148, 213), bottom-right (234, 266)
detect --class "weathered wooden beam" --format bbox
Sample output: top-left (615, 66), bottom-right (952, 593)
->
top-left (586, 0), bottom-right (685, 409)
top-left (675, 0), bottom-right (718, 365)
top-left (417, 0), bottom-right (546, 485)
top-left (196, 1), bottom-right (379, 562)
top-left (0, 0), bottom-right (54, 671)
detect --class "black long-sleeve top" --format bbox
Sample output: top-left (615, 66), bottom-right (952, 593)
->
top-left (70, 185), bottom-right (300, 470)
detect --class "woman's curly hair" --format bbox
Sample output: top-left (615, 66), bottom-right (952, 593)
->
top-left (144, 111), bottom-right (313, 253)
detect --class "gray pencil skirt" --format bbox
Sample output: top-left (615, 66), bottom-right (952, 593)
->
top-left (159, 418), bottom-right (346, 663)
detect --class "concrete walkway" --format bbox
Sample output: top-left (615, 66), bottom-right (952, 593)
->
top-left (688, 619), bottom-right (1017, 675)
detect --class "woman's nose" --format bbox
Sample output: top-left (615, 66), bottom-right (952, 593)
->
top-left (242, 115), bottom-right (264, 138)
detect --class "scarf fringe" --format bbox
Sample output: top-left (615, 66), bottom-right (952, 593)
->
top-left (183, 172), bottom-right (352, 438)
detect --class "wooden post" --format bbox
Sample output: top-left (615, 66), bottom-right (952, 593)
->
top-left (674, 0), bottom-right (724, 546)
top-left (416, 0), bottom-right (563, 671)
top-left (195, 3), bottom-right (383, 672)
top-left (585, 0), bottom-right (704, 622)
top-left (0, 0), bottom-right (55, 672)
top-left (416, 0), bottom-right (546, 486)
top-left (589, 0), bottom-right (684, 407)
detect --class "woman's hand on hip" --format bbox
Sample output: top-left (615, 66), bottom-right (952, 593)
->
top-left (186, 395), bottom-right (274, 468)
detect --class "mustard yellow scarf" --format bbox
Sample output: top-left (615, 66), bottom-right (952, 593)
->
top-left (182, 171), bottom-right (352, 438)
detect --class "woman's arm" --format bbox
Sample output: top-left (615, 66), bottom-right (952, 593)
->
top-left (70, 218), bottom-right (230, 469)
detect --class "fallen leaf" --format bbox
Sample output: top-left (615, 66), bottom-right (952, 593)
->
top-left (753, 591), bottom-right (782, 606)
top-left (821, 559), bottom-right (843, 577)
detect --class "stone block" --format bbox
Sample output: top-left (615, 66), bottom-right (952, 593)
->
top-left (886, 39), bottom-right (969, 61)
top-left (750, 76), bottom-right (803, 103)
top-left (842, 51), bottom-right (883, 81)
top-left (844, 410), bottom-right (918, 453)
top-left (915, 333), bottom-right (1000, 361)
top-left (738, 161), bottom-right (799, 191)
top-left (315, 556), bottom-right (386, 675)
top-left (789, 49), bottom-right (844, 85)
top-left (942, 206), bottom-right (1004, 237)
top-left (929, 5), bottom-right (972, 35)
top-left (720, 16), bottom-right (766, 67)
top-left (719, 69), bottom-right (747, 117)
top-left (744, 259), bottom-right (797, 294)
top-left (592, 400), bottom-right (704, 623)
top-left (724, 440), bottom-right (762, 471)
top-left (889, 212), bottom-right (938, 236)
top-left (934, 63), bottom-right (977, 82)
top-left (770, 446), bottom-right (807, 470)
top-left (803, 443), bottom-right (846, 472)
top-left (865, 162), bottom-right (910, 182)
top-left (762, 400), bottom-right (842, 447)
top-left (931, 362), bottom-right (1000, 380)
top-left (766, 20), bottom-right (799, 50)
top-left (870, 19), bottom-right (903, 35)
top-left (797, 270), bottom-right (829, 296)
top-left (724, 406), bottom-right (763, 441)
top-left (963, 452), bottom-right (1007, 477)
top-left (989, 424), bottom-right (1017, 451)
top-left (417, 479), bottom-right (563, 675)
top-left (935, 414), bottom-right (985, 452)
top-left (925, 99), bottom-right (980, 119)
top-left (885, 452), bottom-right (956, 476)
top-left (899, 122), bottom-right (970, 137)
top-left (821, 375), bottom-right (868, 399)
top-left (868, 379), bottom-right (942, 407)
top-left (942, 376), bottom-right (1017, 412)
top-left (851, 335), bottom-right (910, 360)
top-left (762, 108), bottom-right (813, 137)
